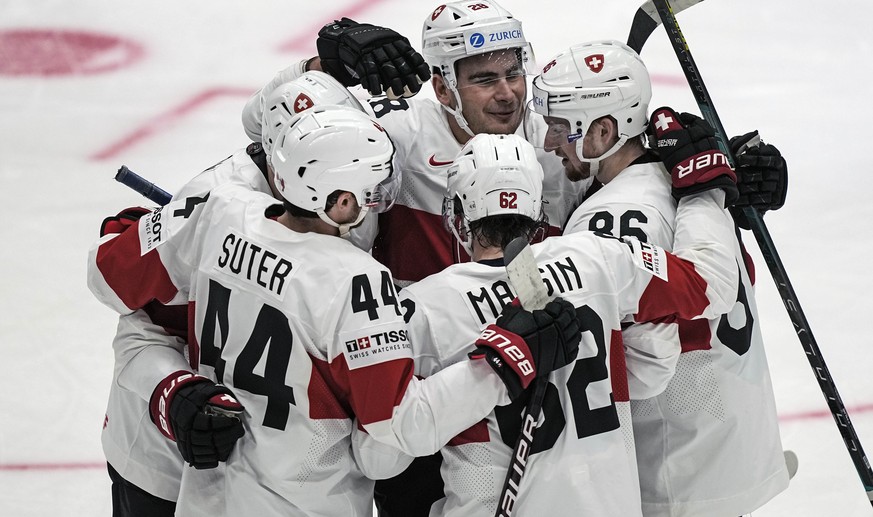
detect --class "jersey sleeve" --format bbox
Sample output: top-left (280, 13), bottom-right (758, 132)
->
top-left (324, 264), bottom-right (509, 457)
top-left (350, 423), bottom-right (415, 480)
top-left (620, 321), bottom-right (680, 399)
top-left (608, 189), bottom-right (739, 324)
top-left (113, 310), bottom-right (192, 401)
top-left (87, 192), bottom-right (211, 315)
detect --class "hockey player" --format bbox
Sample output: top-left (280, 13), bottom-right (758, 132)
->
top-left (532, 40), bottom-right (790, 516)
top-left (240, 4), bottom-right (588, 513)
top-left (398, 126), bottom-right (742, 516)
top-left (89, 105), bottom-right (583, 516)
top-left (241, 0), bottom-right (588, 288)
top-left (98, 71), bottom-right (377, 517)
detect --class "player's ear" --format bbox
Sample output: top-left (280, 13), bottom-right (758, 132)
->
top-left (431, 73), bottom-right (454, 108)
top-left (331, 191), bottom-right (361, 223)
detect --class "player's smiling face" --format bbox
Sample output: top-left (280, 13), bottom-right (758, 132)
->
top-left (454, 50), bottom-right (526, 137)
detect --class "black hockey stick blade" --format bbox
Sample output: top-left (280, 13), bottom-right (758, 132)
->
top-left (627, 0), bottom-right (705, 53)
top-left (116, 165), bottom-right (172, 206)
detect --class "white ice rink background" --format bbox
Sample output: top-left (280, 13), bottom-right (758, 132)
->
top-left (1, 0), bottom-right (871, 515)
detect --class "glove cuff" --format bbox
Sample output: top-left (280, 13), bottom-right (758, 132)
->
top-left (472, 324), bottom-right (536, 392)
top-left (149, 370), bottom-right (211, 441)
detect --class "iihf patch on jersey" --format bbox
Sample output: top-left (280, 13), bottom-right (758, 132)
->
top-left (339, 321), bottom-right (413, 370)
top-left (139, 206), bottom-right (169, 255)
top-left (627, 238), bottom-right (668, 281)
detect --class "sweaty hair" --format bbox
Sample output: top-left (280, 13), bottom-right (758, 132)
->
top-left (470, 214), bottom-right (545, 251)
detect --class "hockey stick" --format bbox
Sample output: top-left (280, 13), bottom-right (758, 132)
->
top-left (650, 0), bottom-right (873, 505)
top-left (115, 165), bottom-right (172, 206)
top-left (494, 237), bottom-right (551, 517)
top-left (626, 0), bottom-right (704, 54)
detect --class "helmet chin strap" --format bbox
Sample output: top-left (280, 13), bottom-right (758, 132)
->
top-left (443, 88), bottom-right (476, 140)
top-left (318, 206), bottom-right (370, 239)
top-left (575, 135), bottom-right (628, 179)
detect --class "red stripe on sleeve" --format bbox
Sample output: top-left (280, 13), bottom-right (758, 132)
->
top-left (609, 329), bottom-right (630, 403)
top-left (309, 354), bottom-right (353, 420)
top-left (635, 255), bottom-right (711, 323)
top-left (677, 318), bottom-right (712, 353)
top-left (187, 301), bottom-right (199, 370)
top-left (329, 353), bottom-right (415, 426)
top-left (94, 227), bottom-right (178, 310)
top-left (447, 419), bottom-right (490, 446)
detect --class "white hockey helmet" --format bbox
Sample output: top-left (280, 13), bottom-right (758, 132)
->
top-left (443, 133), bottom-right (545, 255)
top-left (262, 70), bottom-right (365, 159)
top-left (531, 40), bottom-right (651, 168)
top-left (422, 0), bottom-right (536, 135)
top-left (271, 105), bottom-right (398, 236)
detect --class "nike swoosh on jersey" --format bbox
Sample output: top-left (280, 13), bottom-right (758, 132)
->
top-left (428, 154), bottom-right (454, 167)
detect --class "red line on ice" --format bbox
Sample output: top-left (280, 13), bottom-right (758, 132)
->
top-left (89, 87), bottom-right (253, 161)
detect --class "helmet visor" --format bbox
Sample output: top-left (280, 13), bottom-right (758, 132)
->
top-left (361, 170), bottom-right (400, 214)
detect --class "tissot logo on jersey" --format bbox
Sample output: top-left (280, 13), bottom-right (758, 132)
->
top-left (629, 239), bottom-right (668, 281)
top-left (341, 323), bottom-right (413, 370)
top-left (139, 207), bottom-right (166, 254)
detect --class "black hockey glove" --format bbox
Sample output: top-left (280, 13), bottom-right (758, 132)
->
top-left (100, 206), bottom-right (151, 237)
top-left (469, 298), bottom-right (581, 399)
top-left (150, 371), bottom-right (245, 470)
top-left (649, 107), bottom-right (739, 206)
top-left (317, 18), bottom-right (431, 99)
top-left (728, 130), bottom-right (788, 229)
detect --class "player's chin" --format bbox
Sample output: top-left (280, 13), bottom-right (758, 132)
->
top-left (483, 112), bottom-right (522, 133)
top-left (564, 164), bottom-right (590, 182)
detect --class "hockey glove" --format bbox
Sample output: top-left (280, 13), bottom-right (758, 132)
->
top-left (150, 371), bottom-right (245, 470)
top-left (649, 107), bottom-right (739, 206)
top-left (99, 206), bottom-right (151, 237)
top-left (317, 18), bottom-right (431, 99)
top-left (728, 130), bottom-right (788, 229)
top-left (469, 298), bottom-right (581, 399)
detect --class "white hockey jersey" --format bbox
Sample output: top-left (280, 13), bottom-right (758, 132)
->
top-left (241, 63), bottom-right (589, 287)
top-left (398, 188), bottom-right (740, 517)
top-left (564, 154), bottom-right (789, 516)
top-left (100, 146), bottom-right (271, 501)
top-left (88, 183), bottom-right (511, 516)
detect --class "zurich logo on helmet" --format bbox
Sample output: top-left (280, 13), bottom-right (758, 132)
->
top-left (469, 32), bottom-right (485, 48)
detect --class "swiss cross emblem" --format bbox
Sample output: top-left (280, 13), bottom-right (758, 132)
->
top-left (652, 109), bottom-right (681, 135)
top-left (432, 5), bottom-right (446, 20)
top-left (293, 93), bottom-right (313, 113)
top-left (357, 337), bottom-right (371, 349)
top-left (542, 59), bottom-right (557, 74)
top-left (585, 54), bottom-right (604, 73)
